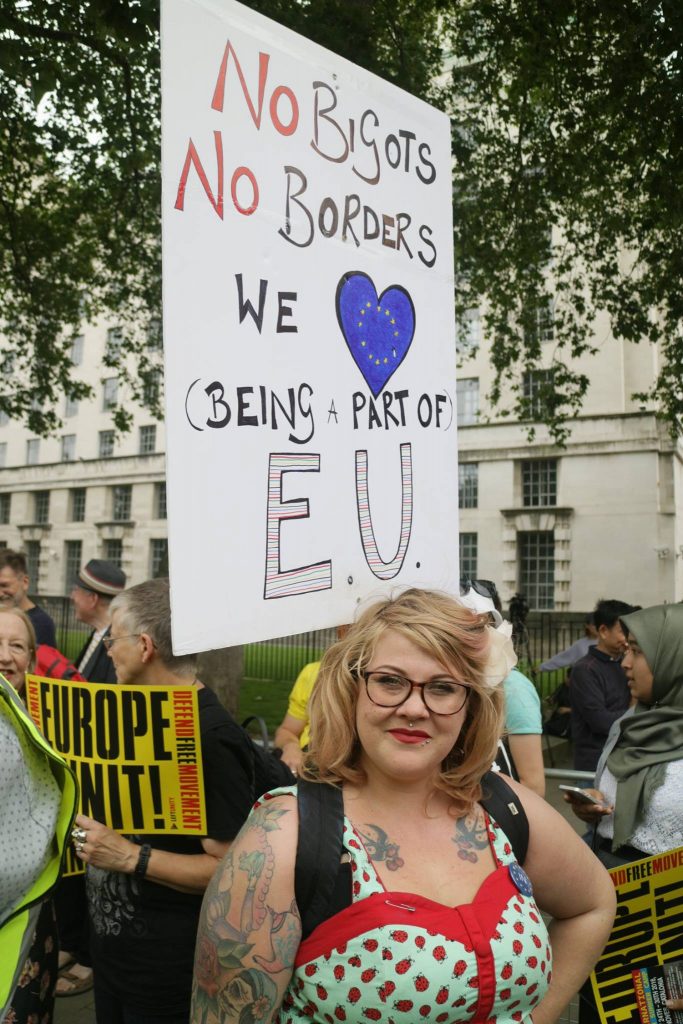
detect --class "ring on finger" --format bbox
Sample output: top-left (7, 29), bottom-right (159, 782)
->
top-left (71, 827), bottom-right (87, 843)
top-left (75, 841), bottom-right (85, 854)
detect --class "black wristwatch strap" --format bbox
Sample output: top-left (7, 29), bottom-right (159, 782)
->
top-left (134, 843), bottom-right (152, 877)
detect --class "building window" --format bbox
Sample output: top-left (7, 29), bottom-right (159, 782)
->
top-left (26, 438), bottom-right (40, 465)
top-left (64, 395), bottom-right (79, 417)
top-left (64, 540), bottom-right (82, 593)
top-left (522, 369), bottom-right (554, 420)
top-left (112, 484), bottom-right (132, 522)
top-left (524, 300), bottom-right (554, 346)
top-left (139, 425), bottom-right (156, 455)
top-left (106, 327), bottom-right (123, 361)
top-left (34, 491), bottom-right (50, 525)
top-left (459, 532), bottom-right (478, 579)
top-left (519, 530), bottom-right (555, 610)
top-left (25, 541), bottom-right (40, 585)
top-left (150, 538), bottom-right (168, 578)
top-left (61, 434), bottom-right (76, 462)
top-left (99, 430), bottom-right (115, 458)
top-left (456, 378), bottom-right (479, 426)
top-left (0, 442), bottom-right (6, 468)
top-left (522, 459), bottom-right (557, 507)
top-left (0, 411), bottom-right (9, 426)
top-left (457, 309), bottom-right (480, 358)
top-left (147, 318), bottom-right (163, 350)
top-left (538, 301), bottom-right (554, 343)
top-left (70, 488), bottom-right (86, 522)
top-left (458, 463), bottom-right (478, 509)
top-left (143, 368), bottom-right (162, 405)
top-left (0, 494), bottom-right (10, 525)
top-left (102, 378), bottom-right (118, 410)
top-left (70, 334), bottom-right (84, 366)
top-left (104, 538), bottom-right (123, 568)
top-left (155, 482), bottom-right (167, 519)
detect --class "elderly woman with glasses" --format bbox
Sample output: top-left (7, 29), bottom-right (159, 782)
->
top-left (192, 588), bottom-right (615, 1024)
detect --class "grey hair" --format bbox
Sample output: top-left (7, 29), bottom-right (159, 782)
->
top-left (110, 578), bottom-right (197, 677)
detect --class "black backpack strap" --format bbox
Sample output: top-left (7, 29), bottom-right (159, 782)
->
top-left (241, 715), bottom-right (271, 751)
top-left (295, 779), bottom-right (344, 940)
top-left (479, 769), bottom-right (529, 865)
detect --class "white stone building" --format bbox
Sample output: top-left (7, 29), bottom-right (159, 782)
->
top-left (1, 308), bottom-right (681, 610)
top-left (0, 320), bottom-right (167, 594)
top-left (457, 308), bottom-right (683, 611)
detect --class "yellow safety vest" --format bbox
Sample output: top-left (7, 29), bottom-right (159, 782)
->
top-left (0, 677), bottom-right (78, 1015)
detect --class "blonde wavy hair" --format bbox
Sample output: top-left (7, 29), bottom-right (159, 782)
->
top-left (301, 588), bottom-right (505, 814)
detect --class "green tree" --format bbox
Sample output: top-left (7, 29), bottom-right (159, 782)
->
top-left (0, 0), bottom-right (443, 434)
top-left (5, 2), bottom-right (680, 443)
top-left (446, 0), bottom-right (683, 442)
top-left (0, 0), bottom-right (162, 433)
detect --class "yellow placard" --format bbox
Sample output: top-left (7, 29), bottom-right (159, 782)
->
top-left (26, 675), bottom-right (207, 837)
top-left (591, 846), bottom-right (683, 1024)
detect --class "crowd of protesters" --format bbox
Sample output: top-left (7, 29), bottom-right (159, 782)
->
top-left (1, 557), bottom-right (681, 1024)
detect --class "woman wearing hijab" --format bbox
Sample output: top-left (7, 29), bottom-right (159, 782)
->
top-left (565, 603), bottom-right (683, 1024)
top-left (566, 602), bottom-right (683, 866)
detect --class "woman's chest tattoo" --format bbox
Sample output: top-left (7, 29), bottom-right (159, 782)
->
top-left (357, 823), bottom-right (404, 870)
top-left (452, 812), bottom-right (489, 862)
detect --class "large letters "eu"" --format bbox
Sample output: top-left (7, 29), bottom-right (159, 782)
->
top-left (263, 444), bottom-right (413, 599)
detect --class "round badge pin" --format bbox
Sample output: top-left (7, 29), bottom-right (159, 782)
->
top-left (509, 862), bottom-right (534, 897)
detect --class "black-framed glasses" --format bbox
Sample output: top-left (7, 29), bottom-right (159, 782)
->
top-left (361, 671), bottom-right (470, 715)
top-left (102, 633), bottom-right (141, 652)
top-left (460, 578), bottom-right (498, 601)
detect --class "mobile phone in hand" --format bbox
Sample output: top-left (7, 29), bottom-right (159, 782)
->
top-left (558, 785), bottom-right (604, 806)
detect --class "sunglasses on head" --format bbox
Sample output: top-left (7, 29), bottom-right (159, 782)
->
top-left (459, 578), bottom-right (498, 601)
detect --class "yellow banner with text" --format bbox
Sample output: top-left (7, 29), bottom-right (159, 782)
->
top-left (591, 847), bottom-right (683, 1024)
top-left (26, 675), bottom-right (207, 839)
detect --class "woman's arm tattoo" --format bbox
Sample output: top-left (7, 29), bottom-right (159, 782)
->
top-left (191, 803), bottom-right (301, 1024)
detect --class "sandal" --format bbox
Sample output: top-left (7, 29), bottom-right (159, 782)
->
top-left (55, 965), bottom-right (94, 997)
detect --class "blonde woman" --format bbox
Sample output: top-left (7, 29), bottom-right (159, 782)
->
top-left (192, 589), bottom-right (616, 1024)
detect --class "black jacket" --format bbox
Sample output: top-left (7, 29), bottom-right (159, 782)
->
top-left (76, 627), bottom-right (117, 685)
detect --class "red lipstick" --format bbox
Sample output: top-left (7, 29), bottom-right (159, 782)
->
top-left (389, 728), bottom-right (430, 744)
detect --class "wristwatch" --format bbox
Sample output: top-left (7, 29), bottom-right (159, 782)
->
top-left (134, 843), bottom-right (152, 878)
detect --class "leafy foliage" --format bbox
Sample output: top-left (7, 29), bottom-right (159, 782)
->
top-left (0, 0), bottom-right (443, 435)
top-left (2, 2), bottom-right (681, 440)
top-left (0, 0), bottom-right (163, 432)
top-left (446, 1), bottom-right (683, 441)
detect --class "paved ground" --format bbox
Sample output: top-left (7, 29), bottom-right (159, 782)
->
top-left (54, 737), bottom-right (582, 1024)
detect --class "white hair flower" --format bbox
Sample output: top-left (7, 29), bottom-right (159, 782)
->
top-left (484, 620), bottom-right (517, 688)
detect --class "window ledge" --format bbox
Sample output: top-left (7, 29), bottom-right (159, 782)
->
top-left (501, 506), bottom-right (573, 516)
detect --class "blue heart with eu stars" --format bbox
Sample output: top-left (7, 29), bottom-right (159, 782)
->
top-left (336, 272), bottom-right (415, 398)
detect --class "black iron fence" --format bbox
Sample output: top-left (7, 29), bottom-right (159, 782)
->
top-left (43, 595), bottom-right (586, 698)
top-left (517, 612), bottom-right (588, 699)
top-left (42, 594), bottom-right (91, 660)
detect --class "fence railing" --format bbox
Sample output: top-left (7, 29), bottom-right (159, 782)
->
top-left (42, 595), bottom-right (588, 695)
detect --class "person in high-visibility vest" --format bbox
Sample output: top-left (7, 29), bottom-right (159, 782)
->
top-left (0, 607), bottom-right (78, 1023)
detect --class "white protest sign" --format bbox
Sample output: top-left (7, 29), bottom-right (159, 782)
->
top-left (161, 0), bottom-right (458, 652)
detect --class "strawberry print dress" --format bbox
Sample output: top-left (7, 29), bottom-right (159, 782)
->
top-left (276, 791), bottom-right (551, 1024)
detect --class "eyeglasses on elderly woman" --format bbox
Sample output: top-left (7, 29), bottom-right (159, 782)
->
top-left (359, 670), bottom-right (470, 715)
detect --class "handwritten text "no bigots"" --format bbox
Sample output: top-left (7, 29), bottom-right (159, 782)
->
top-left (172, 41), bottom-right (439, 266)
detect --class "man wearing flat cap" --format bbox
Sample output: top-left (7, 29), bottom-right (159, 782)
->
top-left (71, 559), bottom-right (126, 686)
